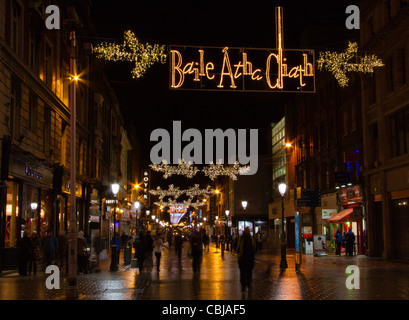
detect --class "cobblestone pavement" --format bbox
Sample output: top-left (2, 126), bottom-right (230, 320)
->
top-left (1, 243), bottom-right (409, 300)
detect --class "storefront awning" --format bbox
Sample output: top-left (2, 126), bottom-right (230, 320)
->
top-left (327, 208), bottom-right (353, 223)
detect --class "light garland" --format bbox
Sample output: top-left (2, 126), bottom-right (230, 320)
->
top-left (150, 159), bottom-right (250, 180)
top-left (154, 198), bottom-right (207, 210)
top-left (92, 30), bottom-right (167, 79)
top-left (317, 42), bottom-right (384, 88)
top-left (203, 160), bottom-right (250, 181)
top-left (149, 159), bottom-right (199, 179)
top-left (149, 184), bottom-right (215, 200)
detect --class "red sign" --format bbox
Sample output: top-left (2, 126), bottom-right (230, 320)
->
top-left (339, 186), bottom-right (363, 209)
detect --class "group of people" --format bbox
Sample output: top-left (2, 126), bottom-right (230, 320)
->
top-left (133, 230), bottom-right (165, 272)
top-left (18, 229), bottom-right (95, 276)
top-left (334, 228), bottom-right (356, 256)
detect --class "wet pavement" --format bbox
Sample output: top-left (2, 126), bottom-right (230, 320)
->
top-left (1, 243), bottom-right (409, 300)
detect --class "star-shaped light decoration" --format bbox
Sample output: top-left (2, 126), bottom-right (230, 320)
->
top-left (92, 30), bottom-right (167, 78)
top-left (317, 42), bottom-right (384, 88)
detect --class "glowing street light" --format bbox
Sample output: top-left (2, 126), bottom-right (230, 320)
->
top-left (110, 183), bottom-right (120, 271)
top-left (278, 183), bottom-right (288, 271)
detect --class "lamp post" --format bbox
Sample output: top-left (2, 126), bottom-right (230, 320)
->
top-left (241, 201), bottom-right (248, 233)
top-left (278, 183), bottom-right (288, 271)
top-left (225, 210), bottom-right (230, 250)
top-left (110, 183), bottom-right (119, 271)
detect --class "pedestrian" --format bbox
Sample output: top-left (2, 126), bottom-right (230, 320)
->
top-left (93, 230), bottom-right (103, 269)
top-left (154, 233), bottom-right (164, 272)
top-left (57, 230), bottom-right (67, 272)
top-left (190, 232), bottom-right (203, 273)
top-left (174, 231), bottom-right (183, 270)
top-left (236, 227), bottom-right (256, 296)
top-left (77, 231), bottom-right (89, 273)
top-left (145, 231), bottom-right (154, 271)
top-left (18, 231), bottom-right (32, 276)
top-left (42, 230), bottom-right (59, 267)
top-left (29, 231), bottom-right (41, 275)
top-left (256, 231), bottom-right (262, 252)
top-left (334, 229), bottom-right (343, 256)
top-left (346, 228), bottom-right (355, 256)
top-left (133, 231), bottom-right (146, 272)
top-left (202, 232), bottom-right (209, 252)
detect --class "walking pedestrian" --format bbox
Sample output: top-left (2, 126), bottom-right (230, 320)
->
top-left (334, 229), bottom-right (343, 256)
top-left (18, 231), bottom-right (32, 276)
top-left (236, 227), bottom-right (256, 296)
top-left (174, 231), bottom-right (183, 270)
top-left (346, 228), bottom-right (355, 256)
top-left (41, 230), bottom-right (59, 267)
top-left (154, 233), bottom-right (164, 272)
top-left (133, 231), bottom-right (146, 272)
top-left (190, 233), bottom-right (203, 273)
top-left (202, 233), bottom-right (209, 252)
top-left (77, 231), bottom-right (89, 273)
top-left (256, 231), bottom-right (262, 252)
top-left (145, 231), bottom-right (154, 271)
top-left (29, 231), bottom-right (41, 275)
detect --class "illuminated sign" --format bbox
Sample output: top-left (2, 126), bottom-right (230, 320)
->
top-left (168, 204), bottom-right (188, 225)
top-left (169, 7), bottom-right (315, 93)
top-left (142, 169), bottom-right (150, 205)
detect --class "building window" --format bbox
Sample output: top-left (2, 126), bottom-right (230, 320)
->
top-left (10, 76), bottom-right (21, 140)
top-left (43, 105), bottom-right (51, 156)
top-left (28, 92), bottom-right (38, 133)
top-left (10, 0), bottom-right (23, 58)
top-left (390, 106), bottom-right (409, 157)
top-left (29, 30), bottom-right (40, 75)
top-left (396, 49), bottom-right (406, 86)
top-left (44, 41), bottom-right (53, 88)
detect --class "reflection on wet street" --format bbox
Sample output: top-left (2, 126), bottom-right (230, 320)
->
top-left (1, 243), bottom-right (409, 300)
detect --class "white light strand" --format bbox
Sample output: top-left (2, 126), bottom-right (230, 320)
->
top-left (150, 159), bottom-right (250, 180)
top-left (92, 30), bottom-right (167, 79)
top-left (317, 42), bottom-right (384, 88)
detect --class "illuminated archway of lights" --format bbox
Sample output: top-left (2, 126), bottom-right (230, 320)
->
top-left (317, 42), bottom-right (384, 88)
top-left (92, 30), bottom-right (167, 79)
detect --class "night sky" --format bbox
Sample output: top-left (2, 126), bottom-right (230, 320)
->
top-left (90, 0), bottom-right (359, 168)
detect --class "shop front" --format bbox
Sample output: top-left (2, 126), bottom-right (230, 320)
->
top-left (1, 152), bottom-right (55, 271)
top-left (328, 185), bottom-right (366, 255)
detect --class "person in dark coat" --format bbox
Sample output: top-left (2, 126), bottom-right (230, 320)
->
top-left (42, 230), bottom-right (59, 267)
top-left (190, 233), bottom-right (203, 273)
top-left (19, 231), bottom-right (32, 276)
top-left (334, 229), bottom-right (343, 256)
top-left (145, 231), bottom-right (154, 271)
top-left (236, 227), bottom-right (256, 295)
top-left (29, 231), bottom-right (41, 275)
top-left (174, 231), bottom-right (183, 269)
top-left (346, 228), bottom-right (356, 256)
top-left (133, 231), bottom-right (146, 272)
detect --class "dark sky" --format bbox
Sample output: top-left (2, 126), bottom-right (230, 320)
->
top-left (90, 0), bottom-right (359, 168)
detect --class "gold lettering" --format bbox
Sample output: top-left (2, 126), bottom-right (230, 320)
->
top-left (206, 62), bottom-right (215, 80)
top-left (303, 53), bottom-right (314, 76)
top-left (266, 53), bottom-right (283, 89)
top-left (199, 50), bottom-right (205, 76)
top-left (234, 61), bottom-right (243, 79)
top-left (217, 47), bottom-right (237, 89)
top-left (251, 69), bottom-right (263, 80)
top-left (171, 50), bottom-right (184, 88)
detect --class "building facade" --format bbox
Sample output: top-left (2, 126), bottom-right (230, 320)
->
top-left (360, 0), bottom-right (409, 260)
top-left (0, 0), bottom-right (136, 271)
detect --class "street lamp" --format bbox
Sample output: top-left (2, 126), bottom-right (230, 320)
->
top-left (241, 200), bottom-right (248, 232)
top-left (278, 183), bottom-right (288, 271)
top-left (110, 183), bottom-right (120, 271)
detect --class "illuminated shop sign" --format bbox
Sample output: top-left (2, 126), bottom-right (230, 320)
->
top-left (169, 7), bottom-right (315, 93)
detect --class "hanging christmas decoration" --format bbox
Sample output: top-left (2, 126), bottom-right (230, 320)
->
top-left (317, 42), bottom-right (384, 88)
top-left (149, 184), bottom-right (215, 200)
top-left (203, 160), bottom-right (251, 181)
top-left (149, 159), bottom-right (199, 179)
top-left (92, 30), bottom-right (167, 79)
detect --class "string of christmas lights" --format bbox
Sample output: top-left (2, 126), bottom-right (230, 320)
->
top-left (150, 159), bottom-right (250, 180)
top-left (92, 30), bottom-right (167, 79)
top-left (149, 184), bottom-right (215, 200)
top-left (317, 42), bottom-right (384, 88)
top-left (203, 160), bottom-right (250, 181)
top-left (149, 159), bottom-right (200, 179)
